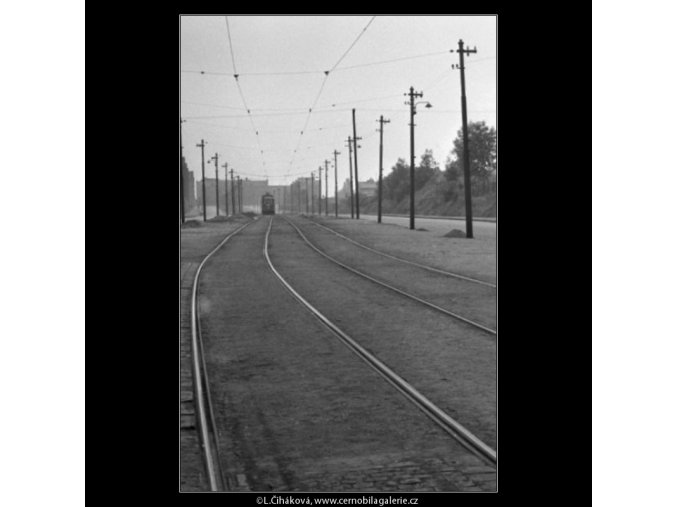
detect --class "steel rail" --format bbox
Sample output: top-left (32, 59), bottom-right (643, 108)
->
top-left (305, 217), bottom-right (496, 288)
top-left (264, 216), bottom-right (496, 465)
top-left (189, 220), bottom-right (253, 491)
top-left (283, 217), bottom-right (496, 336)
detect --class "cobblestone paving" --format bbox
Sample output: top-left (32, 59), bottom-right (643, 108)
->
top-left (290, 217), bottom-right (496, 330)
top-left (180, 261), bottom-right (209, 492)
top-left (199, 217), bottom-right (496, 492)
top-left (269, 218), bottom-right (497, 449)
top-left (297, 455), bottom-right (496, 492)
top-left (312, 216), bottom-right (496, 284)
top-left (180, 218), bottom-right (253, 492)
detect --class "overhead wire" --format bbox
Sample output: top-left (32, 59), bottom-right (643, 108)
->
top-left (288, 73), bottom-right (329, 169)
top-left (288, 16), bottom-right (377, 171)
top-left (225, 16), bottom-right (238, 75)
top-left (184, 19), bottom-right (494, 185)
top-left (333, 50), bottom-right (449, 71)
top-left (230, 70), bottom-right (320, 76)
top-left (318, 93), bottom-right (403, 108)
top-left (239, 169), bottom-right (309, 178)
top-left (423, 67), bottom-right (453, 92)
top-left (181, 101), bottom-right (245, 110)
top-left (181, 70), bottom-right (231, 76)
top-left (466, 55), bottom-right (496, 64)
top-left (186, 119), bottom-right (254, 131)
top-left (328, 16), bottom-right (377, 73)
top-left (183, 111), bottom-right (309, 119)
top-left (190, 119), bottom-right (348, 134)
top-left (181, 49), bottom-right (461, 78)
top-left (225, 16), bottom-right (268, 176)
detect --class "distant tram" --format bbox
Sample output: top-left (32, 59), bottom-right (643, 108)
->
top-left (261, 192), bottom-right (275, 215)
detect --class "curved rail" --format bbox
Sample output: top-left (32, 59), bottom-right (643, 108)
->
top-left (305, 217), bottom-right (496, 288)
top-left (284, 217), bottom-right (496, 336)
top-left (264, 216), bottom-right (496, 465)
top-left (189, 220), bottom-right (253, 491)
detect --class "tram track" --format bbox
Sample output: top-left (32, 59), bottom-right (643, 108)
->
top-left (189, 220), bottom-right (254, 491)
top-left (283, 216), bottom-right (496, 337)
top-left (185, 214), bottom-right (496, 490)
top-left (305, 217), bottom-right (496, 288)
top-left (264, 216), bottom-right (497, 465)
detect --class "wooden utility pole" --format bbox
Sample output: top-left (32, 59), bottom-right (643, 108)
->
top-left (221, 162), bottom-right (229, 216)
top-left (377, 116), bottom-right (390, 224)
top-left (230, 168), bottom-right (236, 215)
top-left (196, 139), bottom-right (207, 221)
top-left (454, 39), bottom-right (478, 239)
top-left (210, 153), bottom-right (220, 216)
top-left (352, 109), bottom-right (362, 219)
top-left (405, 87), bottom-right (423, 230)
top-left (324, 159), bottom-right (330, 216)
top-left (333, 150), bottom-right (340, 218)
top-left (345, 137), bottom-right (354, 218)
top-left (237, 176), bottom-right (243, 213)
top-left (310, 172), bottom-right (315, 215)
top-left (318, 165), bottom-right (322, 216)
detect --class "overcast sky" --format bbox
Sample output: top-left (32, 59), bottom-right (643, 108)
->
top-left (180, 15), bottom-right (496, 195)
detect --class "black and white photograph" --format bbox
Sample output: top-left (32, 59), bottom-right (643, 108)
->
top-left (179, 14), bottom-right (497, 494)
top-left (9, 2), bottom-right (677, 505)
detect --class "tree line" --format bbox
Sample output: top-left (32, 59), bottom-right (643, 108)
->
top-left (345, 120), bottom-right (496, 216)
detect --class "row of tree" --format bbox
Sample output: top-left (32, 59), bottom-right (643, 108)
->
top-left (337, 120), bottom-right (496, 217)
top-left (380, 120), bottom-right (497, 205)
